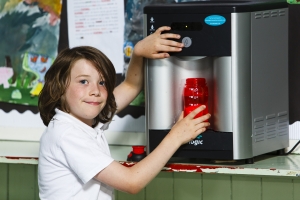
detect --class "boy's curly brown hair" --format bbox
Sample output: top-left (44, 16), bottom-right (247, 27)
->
top-left (38, 46), bottom-right (117, 126)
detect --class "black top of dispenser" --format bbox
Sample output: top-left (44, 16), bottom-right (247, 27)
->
top-left (144, 0), bottom-right (288, 14)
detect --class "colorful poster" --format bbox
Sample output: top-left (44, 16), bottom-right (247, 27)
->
top-left (0, 0), bottom-right (62, 106)
top-left (287, 0), bottom-right (300, 3)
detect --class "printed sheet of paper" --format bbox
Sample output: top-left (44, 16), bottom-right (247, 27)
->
top-left (67, 0), bottom-right (124, 73)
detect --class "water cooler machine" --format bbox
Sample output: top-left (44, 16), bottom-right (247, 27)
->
top-left (144, 0), bottom-right (289, 163)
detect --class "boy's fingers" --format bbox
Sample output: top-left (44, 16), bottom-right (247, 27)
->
top-left (155, 41), bottom-right (183, 54)
top-left (160, 40), bottom-right (184, 48)
top-left (196, 128), bottom-right (207, 135)
top-left (156, 46), bottom-right (182, 53)
top-left (197, 122), bottom-right (210, 130)
top-left (195, 113), bottom-right (211, 123)
top-left (186, 105), bottom-right (206, 119)
top-left (160, 33), bottom-right (181, 40)
top-left (194, 122), bottom-right (210, 136)
top-left (155, 26), bottom-right (171, 33)
top-left (151, 53), bottom-right (170, 59)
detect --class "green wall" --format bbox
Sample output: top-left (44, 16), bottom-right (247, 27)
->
top-left (1, 163), bottom-right (300, 200)
top-left (0, 163), bottom-right (39, 200)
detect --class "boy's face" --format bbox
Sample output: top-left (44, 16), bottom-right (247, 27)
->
top-left (64, 59), bottom-right (108, 126)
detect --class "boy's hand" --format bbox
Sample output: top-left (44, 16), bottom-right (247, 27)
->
top-left (134, 26), bottom-right (184, 59)
top-left (169, 105), bottom-right (211, 146)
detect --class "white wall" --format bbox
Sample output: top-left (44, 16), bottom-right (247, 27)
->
top-left (1, 109), bottom-right (300, 161)
top-left (0, 109), bottom-right (146, 161)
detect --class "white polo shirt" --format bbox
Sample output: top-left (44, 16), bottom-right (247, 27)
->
top-left (38, 109), bottom-right (114, 200)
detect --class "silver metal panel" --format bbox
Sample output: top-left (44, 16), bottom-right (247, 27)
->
top-left (231, 13), bottom-right (253, 159)
top-left (251, 8), bottom-right (289, 156)
top-left (213, 57), bottom-right (232, 132)
top-left (144, 14), bottom-right (150, 151)
top-left (146, 56), bottom-right (213, 130)
top-left (146, 55), bottom-right (234, 132)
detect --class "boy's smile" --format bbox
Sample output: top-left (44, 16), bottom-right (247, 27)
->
top-left (64, 59), bottom-right (107, 126)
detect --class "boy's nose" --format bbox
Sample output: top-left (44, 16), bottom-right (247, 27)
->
top-left (90, 84), bottom-right (101, 96)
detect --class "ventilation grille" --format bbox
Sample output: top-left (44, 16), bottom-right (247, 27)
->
top-left (254, 9), bottom-right (285, 19)
top-left (253, 111), bottom-right (288, 143)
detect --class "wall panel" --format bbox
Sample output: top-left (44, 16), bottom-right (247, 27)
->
top-left (262, 177), bottom-right (293, 200)
top-left (202, 174), bottom-right (231, 200)
top-left (8, 164), bottom-right (38, 200)
top-left (0, 163), bottom-right (8, 199)
top-left (232, 175), bottom-right (261, 200)
top-left (146, 172), bottom-right (173, 200)
top-left (174, 172), bottom-right (202, 200)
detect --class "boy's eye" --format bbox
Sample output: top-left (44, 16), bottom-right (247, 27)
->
top-left (99, 81), bottom-right (105, 86)
top-left (80, 80), bottom-right (88, 84)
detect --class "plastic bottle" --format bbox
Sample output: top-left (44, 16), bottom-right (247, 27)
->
top-left (127, 145), bottom-right (147, 162)
top-left (183, 78), bottom-right (209, 119)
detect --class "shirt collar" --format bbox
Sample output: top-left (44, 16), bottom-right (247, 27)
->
top-left (54, 108), bottom-right (104, 135)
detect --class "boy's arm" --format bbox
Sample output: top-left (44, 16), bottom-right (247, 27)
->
top-left (94, 106), bottom-right (210, 194)
top-left (113, 26), bottom-right (183, 112)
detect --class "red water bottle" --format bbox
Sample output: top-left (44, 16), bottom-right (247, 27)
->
top-left (183, 78), bottom-right (208, 119)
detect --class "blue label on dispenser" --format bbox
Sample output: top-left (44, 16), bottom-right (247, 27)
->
top-left (189, 135), bottom-right (203, 146)
top-left (204, 15), bottom-right (226, 26)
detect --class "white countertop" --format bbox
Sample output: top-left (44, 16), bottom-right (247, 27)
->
top-left (4, 153), bottom-right (299, 178)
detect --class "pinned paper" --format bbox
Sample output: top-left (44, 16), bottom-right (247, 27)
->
top-left (0, 67), bottom-right (13, 89)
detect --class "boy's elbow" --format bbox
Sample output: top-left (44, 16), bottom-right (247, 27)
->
top-left (127, 187), bottom-right (142, 194)
top-left (126, 182), bottom-right (144, 194)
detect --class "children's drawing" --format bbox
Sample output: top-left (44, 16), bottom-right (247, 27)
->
top-left (22, 52), bottom-right (53, 97)
top-left (287, 0), bottom-right (300, 4)
top-left (0, 0), bottom-right (61, 106)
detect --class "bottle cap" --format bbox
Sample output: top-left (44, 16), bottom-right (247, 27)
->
top-left (186, 78), bottom-right (206, 86)
top-left (132, 146), bottom-right (145, 154)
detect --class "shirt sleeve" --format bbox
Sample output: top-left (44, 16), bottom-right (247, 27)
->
top-left (60, 128), bottom-right (114, 184)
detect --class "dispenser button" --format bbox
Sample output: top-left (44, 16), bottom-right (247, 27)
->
top-left (150, 17), bottom-right (155, 23)
top-left (182, 37), bottom-right (192, 47)
top-left (150, 25), bottom-right (155, 32)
